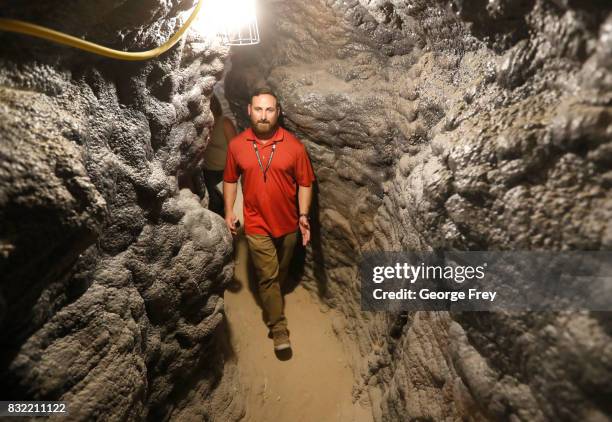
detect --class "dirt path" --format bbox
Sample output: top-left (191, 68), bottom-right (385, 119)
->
top-left (222, 183), bottom-right (373, 422)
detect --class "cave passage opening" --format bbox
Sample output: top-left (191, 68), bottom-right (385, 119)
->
top-left (203, 65), bottom-right (376, 420)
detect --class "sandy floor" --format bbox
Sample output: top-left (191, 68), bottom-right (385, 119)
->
top-left (221, 182), bottom-right (373, 422)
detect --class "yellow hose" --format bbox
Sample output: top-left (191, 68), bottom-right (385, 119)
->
top-left (0, 0), bottom-right (203, 61)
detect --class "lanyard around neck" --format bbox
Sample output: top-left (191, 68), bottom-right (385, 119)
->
top-left (252, 141), bottom-right (276, 182)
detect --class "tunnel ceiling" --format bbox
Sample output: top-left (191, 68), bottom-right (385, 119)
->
top-left (1, 0), bottom-right (611, 421)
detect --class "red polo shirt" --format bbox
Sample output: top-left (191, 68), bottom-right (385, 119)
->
top-left (223, 126), bottom-right (315, 237)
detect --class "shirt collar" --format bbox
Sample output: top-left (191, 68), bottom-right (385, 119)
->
top-left (245, 126), bottom-right (284, 143)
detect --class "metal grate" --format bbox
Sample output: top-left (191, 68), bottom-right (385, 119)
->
top-left (222, 11), bottom-right (260, 45)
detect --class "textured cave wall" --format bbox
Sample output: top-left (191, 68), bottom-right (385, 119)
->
top-left (0, 1), bottom-right (243, 420)
top-left (225, 1), bottom-right (612, 421)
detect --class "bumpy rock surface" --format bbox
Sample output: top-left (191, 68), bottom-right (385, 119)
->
top-left (0, 1), bottom-right (243, 420)
top-left (226, 0), bottom-right (612, 420)
top-left (2, 0), bottom-right (611, 420)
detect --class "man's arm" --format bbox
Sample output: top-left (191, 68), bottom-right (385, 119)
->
top-left (223, 181), bottom-right (239, 235)
top-left (298, 185), bottom-right (312, 215)
top-left (298, 185), bottom-right (313, 246)
top-left (223, 117), bottom-right (237, 143)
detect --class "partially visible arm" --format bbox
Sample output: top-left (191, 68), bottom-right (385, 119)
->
top-left (223, 117), bottom-right (237, 143)
top-left (222, 142), bottom-right (240, 235)
top-left (298, 185), bottom-right (313, 246)
top-left (223, 181), bottom-right (238, 235)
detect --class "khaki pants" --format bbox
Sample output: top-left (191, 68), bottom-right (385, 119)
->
top-left (246, 231), bottom-right (297, 333)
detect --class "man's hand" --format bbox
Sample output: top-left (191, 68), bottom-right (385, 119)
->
top-left (299, 215), bottom-right (310, 246)
top-left (225, 211), bottom-right (239, 236)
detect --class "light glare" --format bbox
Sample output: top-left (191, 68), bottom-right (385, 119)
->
top-left (192, 0), bottom-right (259, 45)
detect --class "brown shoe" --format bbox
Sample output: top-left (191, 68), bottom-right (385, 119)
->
top-left (272, 329), bottom-right (291, 351)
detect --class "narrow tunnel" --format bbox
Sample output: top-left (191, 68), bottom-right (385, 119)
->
top-left (1, 0), bottom-right (611, 421)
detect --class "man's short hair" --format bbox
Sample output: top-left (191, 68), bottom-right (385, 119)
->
top-left (250, 87), bottom-right (279, 108)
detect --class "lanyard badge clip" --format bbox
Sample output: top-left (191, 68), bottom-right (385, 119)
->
top-left (252, 141), bottom-right (276, 182)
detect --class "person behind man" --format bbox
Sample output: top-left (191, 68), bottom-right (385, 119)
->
top-left (223, 87), bottom-right (315, 352)
top-left (203, 94), bottom-right (237, 217)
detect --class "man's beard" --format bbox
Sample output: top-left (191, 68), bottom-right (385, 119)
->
top-left (252, 119), bottom-right (277, 138)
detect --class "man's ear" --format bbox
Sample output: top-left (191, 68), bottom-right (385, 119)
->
top-left (247, 103), bottom-right (252, 116)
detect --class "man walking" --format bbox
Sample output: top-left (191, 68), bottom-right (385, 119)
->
top-left (223, 87), bottom-right (315, 352)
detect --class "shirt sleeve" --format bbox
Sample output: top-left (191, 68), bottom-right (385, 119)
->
top-left (295, 143), bottom-right (315, 187)
top-left (223, 143), bottom-right (240, 182)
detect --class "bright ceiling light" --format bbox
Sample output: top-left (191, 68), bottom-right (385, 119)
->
top-left (192, 0), bottom-right (260, 45)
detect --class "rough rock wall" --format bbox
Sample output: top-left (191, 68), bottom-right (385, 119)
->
top-left (0, 1), bottom-right (243, 420)
top-left (226, 0), bottom-right (612, 420)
